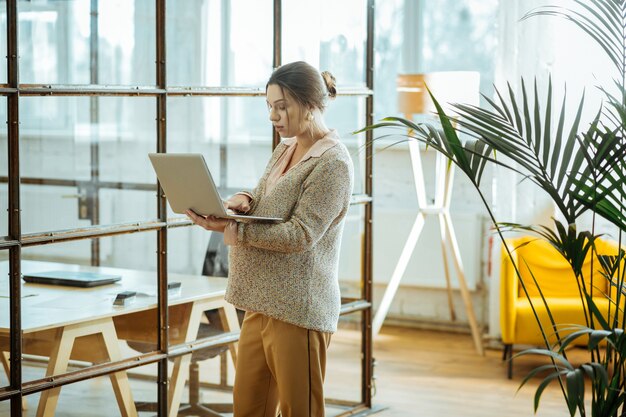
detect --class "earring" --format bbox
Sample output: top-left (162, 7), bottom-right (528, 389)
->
top-left (307, 112), bottom-right (314, 121)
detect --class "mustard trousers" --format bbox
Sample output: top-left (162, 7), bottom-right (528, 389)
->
top-left (233, 311), bottom-right (332, 417)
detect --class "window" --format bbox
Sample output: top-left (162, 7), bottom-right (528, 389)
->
top-left (1, 0), bottom-right (375, 414)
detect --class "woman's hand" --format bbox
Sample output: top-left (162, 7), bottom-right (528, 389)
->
top-left (185, 209), bottom-right (229, 232)
top-left (226, 194), bottom-right (251, 213)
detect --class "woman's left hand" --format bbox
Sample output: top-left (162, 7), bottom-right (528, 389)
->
top-left (185, 209), bottom-right (229, 233)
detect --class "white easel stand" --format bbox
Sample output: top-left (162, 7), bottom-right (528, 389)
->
top-left (372, 138), bottom-right (484, 355)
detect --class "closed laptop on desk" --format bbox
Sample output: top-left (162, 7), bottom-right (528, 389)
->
top-left (22, 270), bottom-right (122, 288)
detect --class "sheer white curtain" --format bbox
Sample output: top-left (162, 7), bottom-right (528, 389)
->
top-left (488, 0), bottom-right (617, 339)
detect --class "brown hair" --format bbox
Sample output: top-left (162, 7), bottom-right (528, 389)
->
top-left (266, 61), bottom-right (337, 112)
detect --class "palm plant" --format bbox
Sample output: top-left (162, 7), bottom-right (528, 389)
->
top-left (358, 1), bottom-right (626, 415)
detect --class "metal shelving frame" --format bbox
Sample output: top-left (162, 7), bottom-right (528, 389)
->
top-left (0, 0), bottom-right (375, 415)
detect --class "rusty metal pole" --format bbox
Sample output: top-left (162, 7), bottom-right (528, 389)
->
top-left (155, 0), bottom-right (169, 415)
top-left (362, 0), bottom-right (375, 409)
top-left (7, 0), bottom-right (22, 415)
top-left (89, 0), bottom-right (101, 266)
top-left (271, 0), bottom-right (281, 150)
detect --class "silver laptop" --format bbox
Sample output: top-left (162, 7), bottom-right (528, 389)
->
top-left (148, 153), bottom-right (283, 223)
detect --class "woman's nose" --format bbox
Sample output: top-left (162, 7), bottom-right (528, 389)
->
top-left (269, 110), bottom-right (279, 122)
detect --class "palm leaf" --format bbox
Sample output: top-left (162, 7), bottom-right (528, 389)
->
top-left (498, 220), bottom-right (596, 279)
top-left (518, 363), bottom-right (567, 394)
top-left (585, 293), bottom-right (611, 331)
top-left (581, 362), bottom-right (609, 389)
top-left (556, 327), bottom-right (614, 352)
top-left (535, 370), bottom-right (570, 413)
top-left (451, 79), bottom-right (598, 224)
top-left (523, 1), bottom-right (626, 75)
top-left (566, 368), bottom-right (584, 415)
top-left (573, 155), bottom-right (626, 231)
top-left (355, 114), bottom-right (501, 189)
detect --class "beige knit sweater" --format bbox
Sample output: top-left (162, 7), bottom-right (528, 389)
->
top-left (225, 132), bottom-right (354, 333)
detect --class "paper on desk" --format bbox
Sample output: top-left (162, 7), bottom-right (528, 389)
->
top-left (123, 286), bottom-right (180, 298)
top-left (0, 293), bottom-right (38, 299)
top-left (31, 295), bottom-right (111, 310)
top-left (131, 285), bottom-right (158, 298)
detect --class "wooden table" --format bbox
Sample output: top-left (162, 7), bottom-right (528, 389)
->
top-left (0, 261), bottom-right (240, 417)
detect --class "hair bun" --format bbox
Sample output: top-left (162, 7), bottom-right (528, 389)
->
top-left (321, 71), bottom-right (337, 99)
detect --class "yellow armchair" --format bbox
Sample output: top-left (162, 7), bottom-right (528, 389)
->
top-left (500, 236), bottom-right (622, 378)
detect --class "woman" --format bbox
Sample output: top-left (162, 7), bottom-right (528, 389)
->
top-left (186, 61), bottom-right (353, 417)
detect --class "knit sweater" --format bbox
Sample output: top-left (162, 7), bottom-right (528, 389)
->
top-left (225, 131), bottom-right (354, 333)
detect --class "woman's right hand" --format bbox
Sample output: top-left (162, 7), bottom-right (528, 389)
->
top-left (226, 194), bottom-right (251, 213)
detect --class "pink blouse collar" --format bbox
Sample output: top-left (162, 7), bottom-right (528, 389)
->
top-left (280, 129), bottom-right (340, 162)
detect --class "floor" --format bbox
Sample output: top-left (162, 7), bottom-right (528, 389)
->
top-left (0, 325), bottom-right (585, 416)
top-left (369, 327), bottom-right (581, 417)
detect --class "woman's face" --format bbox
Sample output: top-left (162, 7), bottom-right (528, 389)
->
top-left (266, 83), bottom-right (305, 138)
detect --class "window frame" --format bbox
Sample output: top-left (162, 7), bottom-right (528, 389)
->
top-left (0, 0), bottom-right (374, 415)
